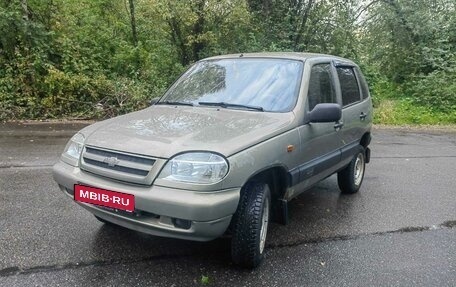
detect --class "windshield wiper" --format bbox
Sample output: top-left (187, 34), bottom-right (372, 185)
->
top-left (156, 100), bottom-right (194, 106)
top-left (198, 101), bottom-right (264, 111)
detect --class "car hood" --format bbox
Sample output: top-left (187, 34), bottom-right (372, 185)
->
top-left (82, 105), bottom-right (296, 158)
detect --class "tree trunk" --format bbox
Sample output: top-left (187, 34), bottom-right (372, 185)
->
top-left (168, 18), bottom-right (190, 66)
top-left (293, 0), bottom-right (314, 51)
top-left (191, 0), bottom-right (206, 62)
top-left (21, 0), bottom-right (29, 44)
top-left (128, 0), bottom-right (138, 47)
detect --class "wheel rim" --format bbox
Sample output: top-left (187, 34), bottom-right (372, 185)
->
top-left (354, 153), bottom-right (365, 186)
top-left (259, 199), bottom-right (269, 254)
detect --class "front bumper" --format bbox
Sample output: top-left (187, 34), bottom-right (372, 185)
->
top-left (53, 161), bottom-right (240, 241)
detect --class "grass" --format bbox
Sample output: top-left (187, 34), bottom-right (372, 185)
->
top-left (373, 99), bottom-right (456, 125)
top-left (200, 275), bottom-right (210, 285)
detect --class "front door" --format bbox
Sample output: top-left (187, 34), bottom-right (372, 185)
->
top-left (292, 62), bottom-right (343, 194)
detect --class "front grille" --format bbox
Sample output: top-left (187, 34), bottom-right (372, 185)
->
top-left (83, 158), bottom-right (148, 176)
top-left (81, 146), bottom-right (156, 184)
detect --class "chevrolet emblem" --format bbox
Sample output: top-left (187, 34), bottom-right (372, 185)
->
top-left (103, 156), bottom-right (119, 167)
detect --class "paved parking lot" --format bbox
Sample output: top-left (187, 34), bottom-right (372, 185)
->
top-left (1, 122), bottom-right (455, 286)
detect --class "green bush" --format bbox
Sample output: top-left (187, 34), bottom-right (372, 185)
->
top-left (405, 70), bottom-right (456, 113)
top-left (39, 68), bottom-right (166, 119)
top-left (0, 63), bottom-right (167, 121)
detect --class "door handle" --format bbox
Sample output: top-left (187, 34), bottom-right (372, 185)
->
top-left (360, 112), bottom-right (367, 120)
top-left (334, 121), bottom-right (344, 130)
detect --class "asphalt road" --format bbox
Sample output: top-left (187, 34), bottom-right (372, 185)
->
top-left (0, 122), bottom-right (455, 286)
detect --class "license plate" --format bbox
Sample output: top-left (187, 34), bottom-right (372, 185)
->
top-left (74, 184), bottom-right (135, 212)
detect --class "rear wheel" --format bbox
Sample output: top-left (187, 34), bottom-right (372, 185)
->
top-left (231, 181), bottom-right (271, 268)
top-left (338, 146), bottom-right (366, 194)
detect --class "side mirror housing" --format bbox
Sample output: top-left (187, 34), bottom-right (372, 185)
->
top-left (308, 103), bottom-right (342, 123)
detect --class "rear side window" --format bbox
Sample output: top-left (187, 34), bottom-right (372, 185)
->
top-left (336, 67), bottom-right (361, 106)
top-left (307, 64), bottom-right (336, 111)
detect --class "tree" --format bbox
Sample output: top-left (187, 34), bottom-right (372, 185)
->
top-left (128, 0), bottom-right (138, 47)
top-left (163, 0), bottom-right (251, 66)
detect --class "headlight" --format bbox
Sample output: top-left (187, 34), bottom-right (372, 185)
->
top-left (64, 133), bottom-right (85, 160)
top-left (158, 152), bottom-right (229, 184)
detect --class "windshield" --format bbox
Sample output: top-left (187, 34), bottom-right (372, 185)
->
top-left (160, 58), bottom-right (303, 112)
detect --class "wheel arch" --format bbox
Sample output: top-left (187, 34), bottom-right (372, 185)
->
top-left (241, 165), bottom-right (289, 224)
top-left (360, 132), bottom-right (371, 148)
top-left (359, 132), bottom-right (371, 163)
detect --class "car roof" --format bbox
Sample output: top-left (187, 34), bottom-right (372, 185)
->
top-left (203, 52), bottom-right (356, 65)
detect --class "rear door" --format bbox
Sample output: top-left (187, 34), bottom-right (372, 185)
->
top-left (334, 64), bottom-right (370, 163)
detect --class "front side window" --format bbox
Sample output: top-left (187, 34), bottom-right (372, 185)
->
top-left (307, 64), bottom-right (337, 111)
top-left (337, 67), bottom-right (361, 106)
top-left (160, 58), bottom-right (303, 112)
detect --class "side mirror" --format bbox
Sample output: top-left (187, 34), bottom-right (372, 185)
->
top-left (308, 103), bottom-right (342, 123)
top-left (150, 97), bottom-right (159, 105)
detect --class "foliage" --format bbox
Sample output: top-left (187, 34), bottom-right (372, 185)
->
top-left (361, 0), bottom-right (456, 119)
top-left (405, 69), bottom-right (456, 113)
top-left (374, 99), bottom-right (456, 125)
top-left (0, 0), bottom-right (455, 123)
top-left (200, 275), bottom-right (210, 285)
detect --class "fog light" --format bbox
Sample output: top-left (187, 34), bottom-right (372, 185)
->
top-left (172, 218), bottom-right (192, 230)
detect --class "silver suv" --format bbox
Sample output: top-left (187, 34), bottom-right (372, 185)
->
top-left (53, 52), bottom-right (372, 268)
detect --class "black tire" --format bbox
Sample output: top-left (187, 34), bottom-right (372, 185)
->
top-left (338, 146), bottom-right (366, 194)
top-left (231, 181), bottom-right (271, 268)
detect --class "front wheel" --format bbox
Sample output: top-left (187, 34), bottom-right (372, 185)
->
top-left (231, 181), bottom-right (271, 268)
top-left (338, 146), bottom-right (366, 194)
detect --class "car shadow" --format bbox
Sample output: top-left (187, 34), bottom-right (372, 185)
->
top-left (91, 217), bottom-right (232, 265)
top-left (90, 174), bottom-right (358, 268)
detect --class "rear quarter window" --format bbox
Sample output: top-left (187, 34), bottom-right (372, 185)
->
top-left (355, 68), bottom-right (370, 99)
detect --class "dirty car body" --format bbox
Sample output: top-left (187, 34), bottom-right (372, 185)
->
top-left (53, 52), bottom-right (373, 267)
